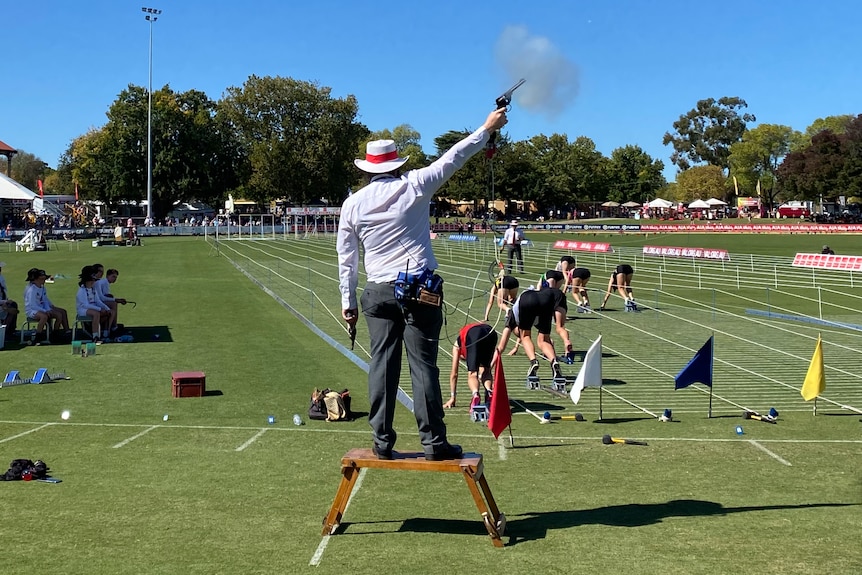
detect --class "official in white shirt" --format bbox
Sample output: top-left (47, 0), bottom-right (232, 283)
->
top-left (501, 220), bottom-right (524, 273)
top-left (338, 107), bottom-right (508, 461)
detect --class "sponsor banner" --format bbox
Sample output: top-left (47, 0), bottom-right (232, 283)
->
top-left (447, 234), bottom-right (480, 242)
top-left (553, 240), bottom-right (613, 252)
top-left (643, 245), bottom-right (730, 260)
top-left (792, 253), bottom-right (862, 271)
top-left (285, 207), bottom-right (341, 215)
top-left (493, 223), bottom-right (641, 232)
top-left (640, 223), bottom-right (862, 233)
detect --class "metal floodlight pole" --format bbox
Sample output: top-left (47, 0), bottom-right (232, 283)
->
top-left (142, 7), bottom-right (161, 222)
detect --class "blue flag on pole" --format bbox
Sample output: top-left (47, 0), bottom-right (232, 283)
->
top-left (675, 336), bottom-right (714, 389)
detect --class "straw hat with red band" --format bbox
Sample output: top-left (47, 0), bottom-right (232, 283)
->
top-left (354, 140), bottom-right (409, 174)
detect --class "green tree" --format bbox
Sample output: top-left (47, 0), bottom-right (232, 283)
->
top-left (493, 139), bottom-right (541, 215)
top-left (568, 136), bottom-right (608, 202)
top-left (0, 150), bottom-right (50, 191)
top-left (606, 145), bottom-right (666, 204)
top-left (674, 165), bottom-right (727, 203)
top-left (728, 124), bottom-right (798, 207)
top-left (663, 97), bottom-right (756, 172)
top-left (786, 114), bottom-right (854, 153)
top-left (528, 134), bottom-right (576, 210)
top-left (218, 75), bottom-right (367, 206)
top-left (779, 115), bottom-right (862, 202)
top-left (777, 131), bottom-right (844, 201)
top-left (60, 85), bottom-right (242, 219)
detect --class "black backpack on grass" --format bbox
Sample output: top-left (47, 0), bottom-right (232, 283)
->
top-left (1, 459), bottom-right (50, 481)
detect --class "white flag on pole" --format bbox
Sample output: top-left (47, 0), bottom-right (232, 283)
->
top-left (571, 335), bottom-right (602, 404)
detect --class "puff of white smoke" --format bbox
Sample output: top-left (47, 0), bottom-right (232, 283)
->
top-left (494, 25), bottom-right (580, 119)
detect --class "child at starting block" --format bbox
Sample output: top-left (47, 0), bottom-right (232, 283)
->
top-left (445, 323), bottom-right (498, 413)
top-left (496, 270), bottom-right (571, 379)
top-left (599, 264), bottom-right (637, 311)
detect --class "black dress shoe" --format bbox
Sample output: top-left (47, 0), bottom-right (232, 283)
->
top-left (372, 445), bottom-right (393, 460)
top-left (425, 442), bottom-right (463, 461)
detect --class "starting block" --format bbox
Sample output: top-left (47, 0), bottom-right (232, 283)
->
top-left (2, 369), bottom-right (70, 388)
top-left (322, 448), bottom-right (505, 547)
top-left (470, 404), bottom-right (488, 423)
top-left (550, 377), bottom-right (567, 393)
top-left (526, 375), bottom-right (540, 390)
top-left (3, 370), bottom-right (23, 386)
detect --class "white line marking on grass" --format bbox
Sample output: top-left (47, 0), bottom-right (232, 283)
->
top-left (112, 425), bottom-right (158, 449)
top-left (3, 420), bottom-right (860, 446)
top-left (310, 467), bottom-right (367, 567)
top-left (748, 439), bottom-right (792, 466)
top-left (235, 429), bottom-right (268, 451)
top-left (0, 423), bottom-right (53, 443)
top-left (498, 438), bottom-right (508, 460)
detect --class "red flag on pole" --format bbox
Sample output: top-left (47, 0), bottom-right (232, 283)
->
top-left (488, 351), bottom-right (512, 439)
top-left (37, 179), bottom-right (43, 196)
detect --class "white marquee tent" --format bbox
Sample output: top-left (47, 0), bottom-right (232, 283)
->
top-left (0, 172), bottom-right (37, 202)
top-left (647, 198), bottom-right (674, 209)
top-left (687, 199), bottom-right (711, 209)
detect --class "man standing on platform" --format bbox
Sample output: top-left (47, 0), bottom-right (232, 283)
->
top-left (338, 107), bottom-right (508, 461)
top-left (501, 220), bottom-right (524, 273)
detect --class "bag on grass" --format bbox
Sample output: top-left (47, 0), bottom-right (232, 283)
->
top-left (308, 388), bottom-right (328, 421)
top-left (308, 388), bottom-right (352, 422)
top-left (1, 459), bottom-right (50, 481)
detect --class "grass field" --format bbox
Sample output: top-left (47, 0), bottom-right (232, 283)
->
top-left (1, 231), bottom-right (860, 575)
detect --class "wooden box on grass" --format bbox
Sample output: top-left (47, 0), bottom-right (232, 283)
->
top-left (172, 371), bottom-right (206, 398)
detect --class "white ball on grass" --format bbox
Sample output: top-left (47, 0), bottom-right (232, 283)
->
top-left (61, 410), bottom-right (70, 420)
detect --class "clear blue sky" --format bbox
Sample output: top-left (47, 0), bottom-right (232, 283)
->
top-left (2, 0), bottom-right (860, 182)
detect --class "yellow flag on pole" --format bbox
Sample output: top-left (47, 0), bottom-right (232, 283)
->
top-left (800, 336), bottom-right (825, 401)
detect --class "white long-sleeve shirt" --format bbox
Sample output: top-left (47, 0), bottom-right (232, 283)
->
top-left (337, 126), bottom-right (490, 310)
top-left (76, 285), bottom-right (110, 317)
top-left (95, 277), bottom-right (114, 304)
top-left (502, 227), bottom-right (523, 245)
top-left (0, 274), bottom-right (9, 304)
top-left (24, 283), bottom-right (53, 317)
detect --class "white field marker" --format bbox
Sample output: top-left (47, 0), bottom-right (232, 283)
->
top-left (112, 425), bottom-right (158, 449)
top-left (748, 439), bottom-right (792, 466)
top-left (309, 467), bottom-right (367, 566)
top-left (235, 429), bottom-right (268, 452)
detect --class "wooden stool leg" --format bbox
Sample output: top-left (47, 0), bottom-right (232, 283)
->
top-left (321, 465), bottom-right (360, 536)
top-left (477, 474), bottom-right (505, 537)
top-left (476, 474), bottom-right (501, 521)
top-left (462, 468), bottom-right (504, 547)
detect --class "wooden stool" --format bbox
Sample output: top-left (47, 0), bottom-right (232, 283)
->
top-left (322, 448), bottom-right (506, 547)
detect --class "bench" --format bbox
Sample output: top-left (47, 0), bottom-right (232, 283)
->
top-left (322, 448), bottom-right (505, 547)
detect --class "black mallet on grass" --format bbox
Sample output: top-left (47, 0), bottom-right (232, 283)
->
top-left (602, 434), bottom-right (648, 446)
top-left (551, 412), bottom-right (586, 421)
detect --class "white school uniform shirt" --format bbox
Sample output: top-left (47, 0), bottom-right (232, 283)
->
top-left (24, 283), bottom-right (53, 317)
top-left (76, 284), bottom-right (110, 317)
top-left (337, 126), bottom-right (491, 310)
top-left (95, 277), bottom-right (114, 304)
top-left (0, 273), bottom-right (9, 304)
